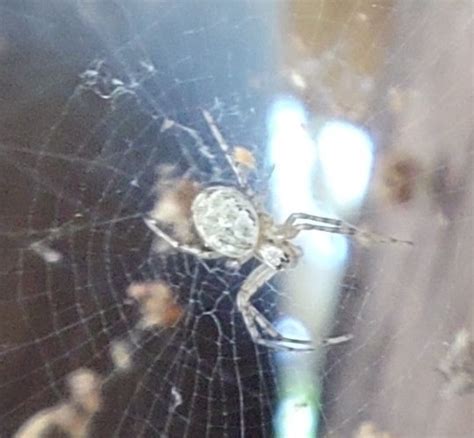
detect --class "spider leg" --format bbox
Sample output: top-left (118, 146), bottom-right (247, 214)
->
top-left (247, 306), bottom-right (315, 351)
top-left (239, 301), bottom-right (313, 351)
top-left (237, 264), bottom-right (315, 351)
top-left (285, 212), bottom-right (413, 246)
top-left (249, 305), bottom-right (353, 349)
top-left (144, 216), bottom-right (220, 259)
top-left (202, 109), bottom-right (248, 189)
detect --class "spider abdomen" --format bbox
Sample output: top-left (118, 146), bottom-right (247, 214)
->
top-left (191, 186), bottom-right (260, 258)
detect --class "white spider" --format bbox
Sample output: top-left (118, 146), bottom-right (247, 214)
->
top-left (145, 110), bottom-right (412, 351)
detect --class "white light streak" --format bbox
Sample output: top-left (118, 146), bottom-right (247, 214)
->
top-left (317, 120), bottom-right (374, 209)
top-left (275, 396), bottom-right (316, 438)
top-left (267, 97), bottom-right (349, 265)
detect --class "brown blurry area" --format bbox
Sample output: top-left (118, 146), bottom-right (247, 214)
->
top-left (282, 0), bottom-right (395, 122)
top-left (283, 0), bottom-right (473, 437)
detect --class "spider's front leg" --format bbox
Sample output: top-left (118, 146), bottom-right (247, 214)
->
top-left (144, 216), bottom-right (220, 259)
top-left (285, 212), bottom-right (413, 246)
top-left (201, 109), bottom-right (251, 190)
top-left (236, 264), bottom-right (315, 351)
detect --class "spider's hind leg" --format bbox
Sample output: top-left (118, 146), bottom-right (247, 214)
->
top-left (236, 264), bottom-right (315, 351)
top-left (237, 264), bottom-right (352, 351)
top-left (248, 305), bottom-right (315, 351)
top-left (250, 305), bottom-right (352, 350)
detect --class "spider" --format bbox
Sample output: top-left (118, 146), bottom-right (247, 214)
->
top-left (145, 110), bottom-right (412, 351)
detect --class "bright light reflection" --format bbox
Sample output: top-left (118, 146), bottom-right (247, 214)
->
top-left (275, 316), bottom-right (310, 342)
top-left (275, 396), bottom-right (316, 438)
top-left (274, 317), bottom-right (312, 363)
top-left (317, 120), bottom-right (374, 208)
top-left (268, 98), bottom-right (355, 438)
top-left (267, 98), bottom-right (315, 219)
top-left (267, 97), bottom-right (348, 266)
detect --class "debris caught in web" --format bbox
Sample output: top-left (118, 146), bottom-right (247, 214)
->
top-left (127, 281), bottom-right (184, 329)
top-left (149, 166), bottom-right (202, 253)
top-left (353, 421), bottom-right (396, 438)
top-left (14, 368), bottom-right (103, 438)
top-left (438, 328), bottom-right (474, 397)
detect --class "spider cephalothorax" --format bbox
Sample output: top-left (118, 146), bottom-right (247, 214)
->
top-left (145, 110), bottom-right (412, 350)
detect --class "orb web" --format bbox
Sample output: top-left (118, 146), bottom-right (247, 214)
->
top-left (0, 1), bottom-right (472, 437)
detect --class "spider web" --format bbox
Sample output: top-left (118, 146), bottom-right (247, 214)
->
top-left (0, 1), bottom-right (472, 437)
